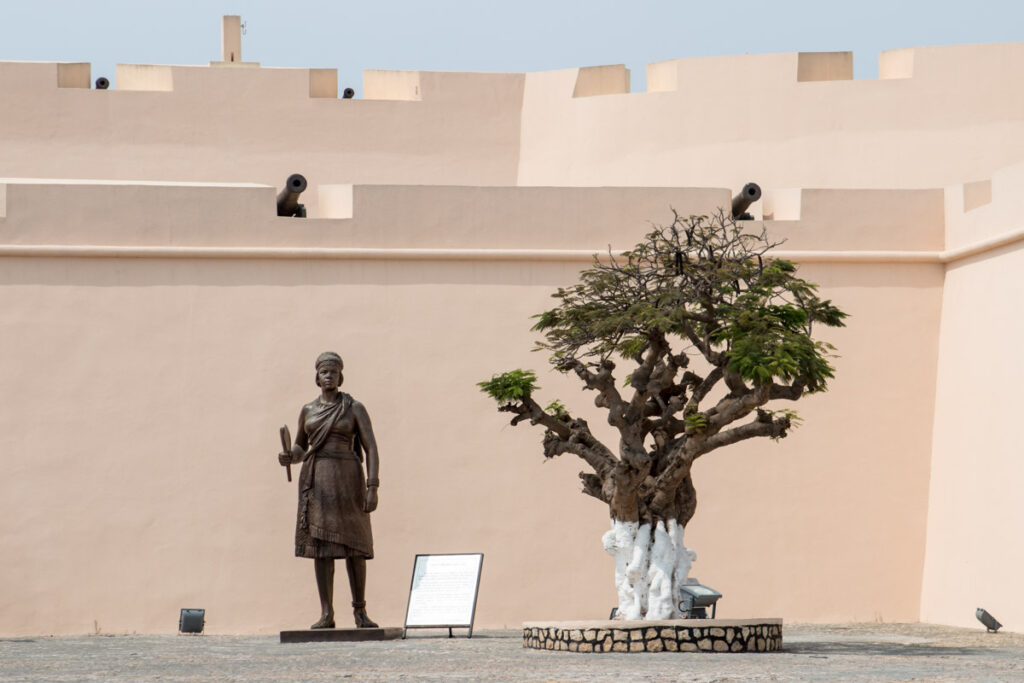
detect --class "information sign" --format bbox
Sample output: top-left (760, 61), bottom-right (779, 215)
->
top-left (403, 553), bottom-right (484, 638)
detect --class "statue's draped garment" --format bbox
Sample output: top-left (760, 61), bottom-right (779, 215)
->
top-left (295, 393), bottom-right (374, 559)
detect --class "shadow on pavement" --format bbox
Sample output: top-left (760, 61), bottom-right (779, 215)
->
top-left (785, 641), bottom-right (985, 657)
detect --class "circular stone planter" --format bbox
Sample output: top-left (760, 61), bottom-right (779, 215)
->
top-left (522, 619), bottom-right (782, 653)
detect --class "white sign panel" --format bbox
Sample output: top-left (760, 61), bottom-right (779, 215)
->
top-left (404, 554), bottom-right (483, 629)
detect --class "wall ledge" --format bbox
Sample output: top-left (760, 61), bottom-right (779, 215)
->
top-left (0, 229), bottom-right (1019, 263)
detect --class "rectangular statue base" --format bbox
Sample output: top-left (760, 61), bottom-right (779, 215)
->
top-left (280, 627), bottom-right (402, 643)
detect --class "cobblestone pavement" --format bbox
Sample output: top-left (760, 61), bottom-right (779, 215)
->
top-left (2, 623), bottom-right (1022, 682)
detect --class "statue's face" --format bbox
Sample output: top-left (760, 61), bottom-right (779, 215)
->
top-left (317, 363), bottom-right (341, 390)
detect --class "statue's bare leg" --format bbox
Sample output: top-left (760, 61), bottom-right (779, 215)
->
top-left (347, 557), bottom-right (379, 628)
top-left (310, 558), bottom-right (335, 629)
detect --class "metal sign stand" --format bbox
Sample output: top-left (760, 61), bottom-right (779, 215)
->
top-left (402, 553), bottom-right (484, 639)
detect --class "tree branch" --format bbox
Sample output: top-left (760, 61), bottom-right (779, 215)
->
top-left (626, 334), bottom-right (674, 422)
top-left (724, 370), bottom-right (750, 396)
top-left (579, 472), bottom-right (608, 502)
top-left (683, 367), bottom-right (722, 415)
top-left (769, 381), bottom-right (805, 401)
top-left (695, 412), bottom-right (792, 456)
top-left (706, 384), bottom-right (770, 431)
top-left (560, 358), bottom-right (627, 423)
top-left (499, 397), bottom-right (570, 439)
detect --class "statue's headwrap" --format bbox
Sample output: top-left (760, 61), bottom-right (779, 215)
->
top-left (315, 351), bottom-right (343, 370)
top-left (309, 350), bottom-right (361, 461)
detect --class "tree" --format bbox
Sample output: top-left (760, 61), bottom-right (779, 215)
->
top-left (478, 209), bottom-right (847, 620)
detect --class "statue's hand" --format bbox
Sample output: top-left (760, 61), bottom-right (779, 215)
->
top-left (278, 450), bottom-right (292, 466)
top-left (364, 487), bottom-right (379, 513)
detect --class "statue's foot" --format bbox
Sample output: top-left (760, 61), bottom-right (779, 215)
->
top-left (310, 614), bottom-right (335, 629)
top-left (353, 608), bottom-right (378, 629)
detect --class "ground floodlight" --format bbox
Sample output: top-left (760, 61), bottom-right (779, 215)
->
top-left (678, 582), bottom-right (722, 619)
top-left (976, 608), bottom-right (1002, 632)
top-left (179, 608), bottom-right (205, 634)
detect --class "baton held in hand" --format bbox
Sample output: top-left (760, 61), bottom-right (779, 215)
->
top-left (279, 425), bottom-right (293, 482)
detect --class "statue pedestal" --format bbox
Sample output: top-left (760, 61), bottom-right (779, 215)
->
top-left (280, 627), bottom-right (402, 643)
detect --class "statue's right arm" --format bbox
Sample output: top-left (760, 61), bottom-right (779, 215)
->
top-left (280, 406), bottom-right (309, 466)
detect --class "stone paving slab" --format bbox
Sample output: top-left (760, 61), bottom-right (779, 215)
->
top-left (1, 623), bottom-right (1022, 682)
top-left (280, 627), bottom-right (402, 643)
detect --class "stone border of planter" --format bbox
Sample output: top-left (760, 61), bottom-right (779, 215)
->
top-left (522, 618), bottom-right (782, 653)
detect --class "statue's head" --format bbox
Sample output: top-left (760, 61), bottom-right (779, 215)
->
top-left (314, 351), bottom-right (344, 388)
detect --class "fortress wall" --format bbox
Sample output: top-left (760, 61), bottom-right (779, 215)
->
top-left (919, 173), bottom-right (1024, 630)
top-left (0, 182), bottom-right (944, 634)
top-left (942, 160), bottom-right (1024, 249)
top-left (517, 44), bottom-right (1024, 191)
top-left (0, 181), bottom-right (943, 252)
top-left (0, 62), bottom-right (526, 197)
top-left (691, 259), bottom-right (942, 624)
top-left (0, 181), bottom-right (726, 249)
top-left (765, 189), bottom-right (945, 251)
top-left (4, 43), bottom-right (1024, 198)
top-left (2, 39), bottom-right (1024, 632)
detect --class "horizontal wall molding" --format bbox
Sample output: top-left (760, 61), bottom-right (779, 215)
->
top-left (939, 226), bottom-right (1024, 263)
top-left (0, 245), bottom-right (609, 262)
top-left (0, 228), bottom-right (1021, 264)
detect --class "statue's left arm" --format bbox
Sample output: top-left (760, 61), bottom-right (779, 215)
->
top-left (354, 401), bottom-right (379, 513)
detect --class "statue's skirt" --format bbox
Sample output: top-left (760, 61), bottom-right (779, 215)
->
top-left (295, 452), bottom-right (373, 559)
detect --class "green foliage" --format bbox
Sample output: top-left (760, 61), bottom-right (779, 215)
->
top-left (531, 210), bottom-right (847, 393)
top-left (711, 299), bottom-right (841, 392)
top-left (477, 369), bottom-right (539, 403)
top-left (684, 412), bottom-right (708, 433)
top-left (762, 409), bottom-right (804, 440)
top-left (545, 400), bottom-right (569, 419)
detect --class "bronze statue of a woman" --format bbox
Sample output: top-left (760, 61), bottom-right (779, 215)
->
top-left (278, 351), bottom-right (380, 629)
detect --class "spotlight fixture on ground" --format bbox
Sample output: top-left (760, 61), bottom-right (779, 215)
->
top-left (679, 583), bottom-right (723, 619)
top-left (976, 608), bottom-right (1002, 632)
top-left (179, 608), bottom-right (205, 634)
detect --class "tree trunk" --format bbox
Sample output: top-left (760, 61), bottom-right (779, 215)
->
top-left (601, 517), bottom-right (695, 620)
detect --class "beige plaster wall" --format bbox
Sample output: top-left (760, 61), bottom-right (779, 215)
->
top-left (0, 180), bottom-right (726, 249)
top-left (687, 259), bottom-right (942, 623)
top-left (4, 43), bottom-right (1024, 199)
top-left (517, 44), bottom-right (1024, 191)
top-left (0, 181), bottom-right (945, 634)
top-left (0, 62), bottom-right (525, 198)
top-left (920, 242), bottom-right (1024, 631)
top-left (2, 40), bottom-right (1024, 633)
top-left (919, 171), bottom-right (1024, 630)
top-left (943, 160), bottom-right (1024, 249)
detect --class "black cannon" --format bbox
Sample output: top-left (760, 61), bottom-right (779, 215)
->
top-left (276, 174), bottom-right (307, 217)
top-left (731, 182), bottom-right (762, 220)
top-left (342, 87), bottom-right (355, 99)
top-left (95, 77), bottom-right (109, 90)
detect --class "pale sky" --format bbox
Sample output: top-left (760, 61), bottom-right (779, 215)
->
top-left (2, 1), bottom-right (1022, 94)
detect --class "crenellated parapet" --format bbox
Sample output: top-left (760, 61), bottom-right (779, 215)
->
top-left (0, 180), bottom-right (951, 256)
top-left (4, 30), bottom-right (1024, 211)
top-left (7, 176), bottom-right (1022, 266)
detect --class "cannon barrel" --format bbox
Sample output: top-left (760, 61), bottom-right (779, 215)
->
top-left (276, 173), bottom-right (308, 217)
top-left (731, 182), bottom-right (762, 219)
top-left (95, 77), bottom-right (109, 90)
top-left (342, 87), bottom-right (355, 99)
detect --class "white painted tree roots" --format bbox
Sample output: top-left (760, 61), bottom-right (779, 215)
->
top-left (602, 518), bottom-right (696, 620)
